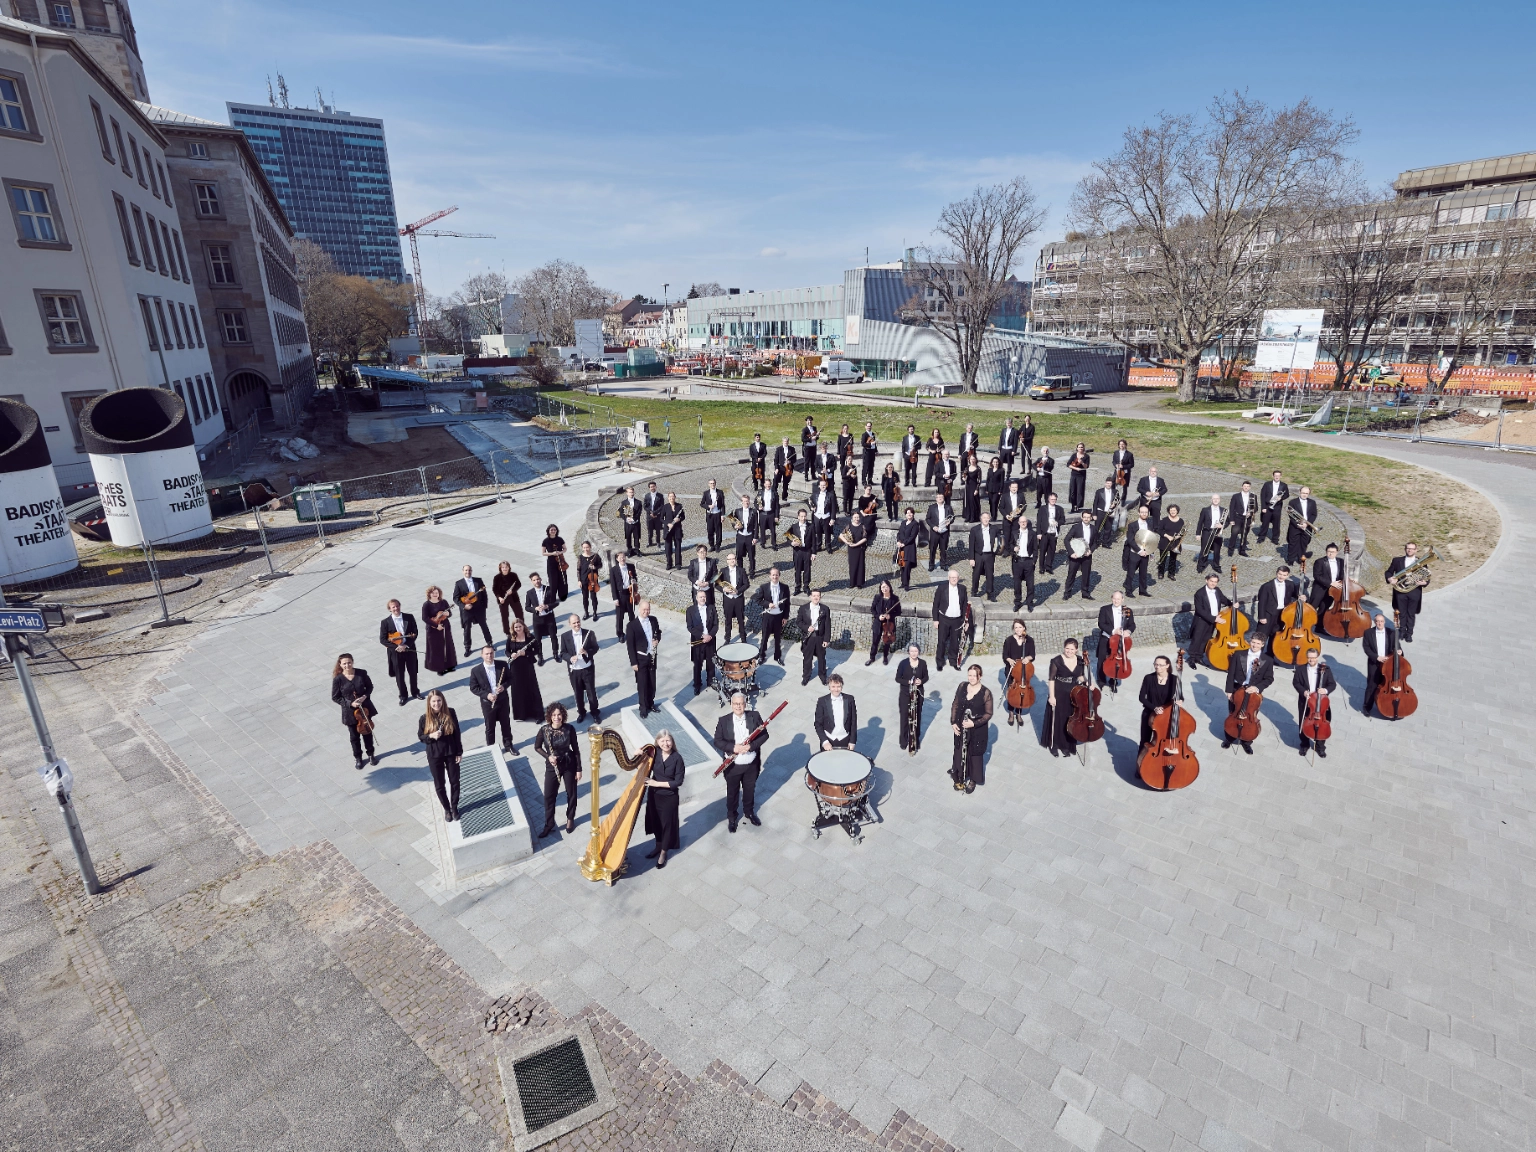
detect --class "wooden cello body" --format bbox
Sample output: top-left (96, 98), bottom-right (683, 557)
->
top-left (1006, 656), bottom-right (1035, 712)
top-left (1375, 612), bottom-right (1418, 720)
top-left (1139, 651), bottom-right (1199, 791)
top-left (1271, 592), bottom-right (1320, 666)
top-left (1067, 675), bottom-right (1105, 745)
top-left (1101, 633), bottom-right (1132, 682)
top-left (1300, 685), bottom-right (1331, 745)
top-left (1205, 564), bottom-right (1249, 671)
top-left (1224, 682), bottom-right (1262, 745)
top-left (1322, 538), bottom-right (1370, 640)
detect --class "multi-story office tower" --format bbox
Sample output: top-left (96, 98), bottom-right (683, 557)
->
top-left (3, 0), bottom-right (147, 101)
top-left (142, 105), bottom-right (316, 430)
top-left (226, 100), bottom-right (404, 282)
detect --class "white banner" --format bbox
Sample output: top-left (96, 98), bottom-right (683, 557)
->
top-left (845, 316), bottom-right (860, 346)
top-left (1254, 308), bottom-right (1324, 371)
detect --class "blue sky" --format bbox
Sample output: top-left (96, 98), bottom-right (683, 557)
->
top-left (137, 0), bottom-right (1536, 303)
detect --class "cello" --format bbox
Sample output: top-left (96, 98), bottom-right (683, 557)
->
top-left (1322, 538), bottom-right (1370, 640)
top-left (1224, 661), bottom-right (1263, 747)
top-left (1300, 669), bottom-right (1331, 751)
top-left (1270, 575), bottom-right (1320, 666)
top-left (1005, 652), bottom-right (1035, 713)
top-left (1375, 611), bottom-right (1418, 720)
top-left (1138, 651), bottom-right (1199, 791)
top-left (1205, 564), bottom-right (1249, 671)
top-left (1066, 666), bottom-right (1105, 747)
top-left (1101, 621), bottom-right (1132, 683)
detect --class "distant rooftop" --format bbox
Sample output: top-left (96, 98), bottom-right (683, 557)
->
top-left (136, 103), bottom-right (224, 128)
top-left (1394, 151), bottom-right (1536, 197)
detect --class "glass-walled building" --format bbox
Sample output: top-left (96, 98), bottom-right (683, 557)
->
top-left (686, 283), bottom-right (845, 351)
top-left (226, 101), bottom-right (403, 281)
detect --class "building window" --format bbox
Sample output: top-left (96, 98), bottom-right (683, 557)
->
top-left (187, 308), bottom-right (204, 347)
top-left (146, 213), bottom-right (168, 274)
top-left (129, 137), bottom-right (146, 186)
top-left (63, 391), bottom-right (105, 450)
top-left (1485, 203), bottom-right (1512, 223)
top-left (0, 72), bottom-right (39, 139)
top-left (111, 119), bottom-right (129, 175)
top-left (147, 157), bottom-right (160, 199)
top-left (195, 376), bottom-right (212, 418)
top-left (0, 312), bottom-right (9, 354)
top-left (159, 221), bottom-right (178, 279)
top-left (90, 99), bottom-right (113, 161)
top-left (204, 375), bottom-right (218, 413)
top-left (6, 182), bottom-right (69, 248)
top-left (153, 298), bottom-right (172, 348)
top-left (207, 244), bottom-right (237, 284)
top-left (187, 141), bottom-right (208, 159)
top-left (157, 163), bottom-right (171, 208)
top-left (130, 204), bottom-right (154, 272)
top-left (168, 302), bottom-right (185, 348)
top-left (35, 291), bottom-right (96, 352)
top-left (51, 3), bottom-right (76, 27)
top-left (177, 301), bottom-right (193, 346)
top-left (171, 230), bottom-right (189, 280)
top-left (219, 309), bottom-right (249, 344)
top-left (138, 295), bottom-right (159, 350)
top-left (112, 193), bottom-right (138, 264)
top-left (194, 182), bottom-right (221, 217)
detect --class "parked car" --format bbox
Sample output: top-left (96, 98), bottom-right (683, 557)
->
top-left (817, 360), bottom-right (864, 385)
top-left (1025, 374), bottom-right (1089, 401)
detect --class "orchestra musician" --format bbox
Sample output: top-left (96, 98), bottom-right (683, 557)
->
top-left (618, 484), bottom-right (643, 554)
top-left (557, 614), bottom-right (600, 723)
top-left (713, 692), bottom-right (766, 832)
top-left (452, 564), bottom-right (493, 657)
top-left (418, 689), bottom-right (462, 823)
top-left (1033, 447), bottom-right (1054, 508)
top-left (535, 702), bottom-right (581, 838)
top-left (421, 586), bottom-right (455, 677)
top-left (841, 456), bottom-right (858, 512)
top-left (642, 729), bottom-right (684, 867)
top-left (800, 415), bottom-right (820, 481)
top-left (686, 589), bottom-right (718, 698)
top-left (1091, 477), bottom-right (1119, 540)
top-left (896, 507), bottom-right (922, 591)
top-left (1061, 511), bottom-right (1098, 601)
top-left (541, 526), bottom-right (569, 601)
top-left (1253, 565), bottom-right (1299, 641)
top-left (1122, 506), bottom-right (1154, 596)
top-left (758, 481), bottom-right (780, 551)
top-left (932, 569), bottom-right (969, 672)
top-left (814, 443), bottom-right (836, 486)
top-left (1257, 470), bottom-right (1288, 545)
top-left (844, 511), bottom-right (871, 589)
top-left (1067, 442), bottom-right (1091, 511)
top-left (662, 492), bottom-right (686, 570)
top-left (492, 560), bottom-right (524, 637)
top-left (1228, 480), bottom-right (1256, 557)
top-left (773, 436), bottom-right (797, 500)
top-left (959, 422), bottom-right (980, 458)
top-left (867, 579), bottom-right (901, 666)
top-left (797, 588), bottom-right (832, 686)
top-left (895, 643), bottom-right (928, 752)
top-left (1156, 504), bottom-right (1185, 580)
top-left (1294, 648), bottom-right (1334, 758)
top-left (506, 620), bottom-right (543, 724)
top-left (609, 551), bottom-right (638, 639)
top-left (753, 567), bottom-right (790, 664)
top-left (1361, 612), bottom-right (1396, 715)
top-left (1019, 415), bottom-right (1036, 474)
top-left (643, 479), bottom-right (664, 549)
top-left (881, 463), bottom-right (901, 521)
top-left (1136, 466), bottom-right (1166, 526)
top-left (858, 484), bottom-right (880, 530)
top-left (836, 422), bottom-right (855, 468)
top-left (701, 478), bottom-right (726, 552)
top-left (811, 476), bottom-right (838, 553)
top-left (1001, 477), bottom-right (1028, 530)
top-left (1186, 572), bottom-right (1230, 670)
top-left (900, 424), bottom-right (921, 488)
top-left (925, 491), bottom-right (954, 571)
top-left (1001, 619), bottom-right (1034, 727)
top-left (747, 432), bottom-right (768, 491)
top-left (787, 509), bottom-right (813, 594)
top-left (814, 674), bottom-right (858, 751)
top-left (1008, 508), bottom-right (1038, 612)
top-left (625, 599), bottom-right (662, 718)
top-left (860, 421), bottom-right (880, 486)
top-left (524, 572), bottom-right (557, 665)
top-left (969, 511), bottom-right (999, 601)
top-left (1285, 485), bottom-right (1317, 566)
top-left (924, 427), bottom-right (945, 486)
top-left (1309, 542), bottom-right (1344, 612)
top-left (1110, 440), bottom-right (1134, 503)
top-left (1137, 655), bottom-right (1178, 750)
top-left (718, 553), bottom-right (749, 644)
top-left (998, 417), bottom-right (1019, 475)
top-left (1040, 638), bottom-right (1087, 757)
top-left (950, 665), bottom-right (993, 793)
top-left (1095, 590), bottom-right (1135, 692)
top-left (1385, 542), bottom-right (1427, 642)
top-left (469, 643), bottom-right (515, 753)
top-left (379, 598), bottom-right (420, 705)
top-left (1221, 636), bottom-right (1274, 753)
top-left (1194, 494), bottom-right (1225, 574)
top-left (1037, 493), bottom-right (1064, 575)
top-left (687, 544), bottom-right (717, 607)
top-left (331, 653), bottom-right (377, 770)
top-left (576, 541), bottom-right (603, 621)
top-left (734, 494), bottom-right (759, 577)
top-left (962, 452), bottom-right (982, 522)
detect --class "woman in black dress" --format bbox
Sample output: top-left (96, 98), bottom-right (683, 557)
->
top-left (867, 580), bottom-right (902, 666)
top-left (1138, 655), bottom-right (1178, 749)
top-left (506, 620), bottom-right (545, 724)
top-left (1041, 638), bottom-right (1088, 756)
top-left (841, 458), bottom-right (858, 510)
top-left (986, 456), bottom-right (1006, 521)
top-left (1001, 619), bottom-right (1035, 728)
top-left (331, 653), bottom-right (377, 769)
top-left (962, 454), bottom-right (982, 522)
top-left (542, 524), bottom-right (569, 601)
top-left (950, 664), bottom-right (993, 793)
top-left (535, 703), bottom-right (582, 836)
top-left (418, 689), bottom-right (463, 822)
top-left (643, 730), bottom-right (685, 867)
top-left (492, 561), bottom-right (523, 638)
top-left (881, 463), bottom-right (901, 521)
top-left (421, 586), bottom-right (455, 676)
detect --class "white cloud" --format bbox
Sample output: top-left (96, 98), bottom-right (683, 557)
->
top-left (759, 247), bottom-right (786, 258)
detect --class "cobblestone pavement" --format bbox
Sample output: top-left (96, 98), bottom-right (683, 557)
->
top-left (6, 434), bottom-right (1534, 1152)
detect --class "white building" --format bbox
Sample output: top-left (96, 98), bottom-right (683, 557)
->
top-left (1, 14), bottom-right (220, 488)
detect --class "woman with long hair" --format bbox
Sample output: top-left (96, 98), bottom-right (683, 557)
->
top-left (1001, 619), bottom-right (1036, 728)
top-left (962, 453), bottom-right (982, 522)
top-left (1138, 655), bottom-right (1178, 750)
top-left (880, 462), bottom-right (900, 521)
top-left (418, 689), bottom-right (463, 822)
top-left (950, 663), bottom-right (993, 793)
top-left (331, 653), bottom-right (377, 769)
top-left (985, 456), bottom-right (1006, 520)
top-left (543, 524), bottom-right (569, 600)
top-left (505, 619), bottom-right (545, 724)
top-left (1041, 638), bottom-right (1088, 757)
top-left (642, 730), bottom-right (685, 867)
top-left (492, 561), bottom-right (523, 637)
top-left (534, 702), bottom-right (582, 837)
top-left (421, 585), bottom-right (455, 676)
top-left (866, 579), bottom-right (902, 667)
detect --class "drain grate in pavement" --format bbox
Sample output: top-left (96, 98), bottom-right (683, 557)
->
top-left (512, 1035), bottom-right (596, 1135)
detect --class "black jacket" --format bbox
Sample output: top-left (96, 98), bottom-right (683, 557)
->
top-left (686, 604), bottom-right (719, 645)
top-left (796, 601), bottom-right (832, 647)
top-left (753, 580), bottom-right (790, 616)
top-left (1292, 662), bottom-right (1337, 697)
top-left (774, 443), bottom-right (796, 471)
top-left (1192, 584), bottom-right (1232, 626)
top-left (1097, 603), bottom-right (1136, 638)
top-left (1362, 625), bottom-right (1397, 662)
top-left (1007, 521), bottom-right (1037, 559)
top-left (930, 582), bottom-right (969, 621)
top-left (969, 522), bottom-right (1000, 559)
top-left (1135, 475), bottom-right (1165, 503)
top-left (1254, 578), bottom-right (1299, 626)
top-left (609, 562), bottom-right (638, 601)
top-left (525, 584), bottom-right (556, 623)
top-left (713, 710), bottom-right (767, 760)
top-left (700, 487), bottom-right (726, 515)
top-left (468, 660), bottom-right (511, 711)
top-left (625, 616), bottom-right (661, 665)
top-left (379, 614), bottom-right (418, 676)
top-left (1384, 556), bottom-right (1427, 607)
top-left (810, 486), bottom-right (839, 518)
top-left (1111, 448), bottom-right (1135, 477)
top-left (452, 577), bottom-right (487, 620)
top-left (814, 693), bottom-right (858, 747)
top-left (1230, 490), bottom-right (1257, 522)
top-left (1260, 479), bottom-right (1289, 510)
top-left (895, 657), bottom-right (928, 695)
top-left (1224, 651), bottom-right (1275, 694)
top-left (1063, 521), bottom-right (1097, 557)
top-left (924, 502), bottom-right (955, 535)
top-left (534, 722), bottom-right (580, 773)
top-left (331, 670), bottom-right (377, 726)
top-left (558, 627), bottom-right (599, 665)
top-left (1036, 504), bottom-right (1066, 537)
top-left (417, 709), bottom-right (463, 762)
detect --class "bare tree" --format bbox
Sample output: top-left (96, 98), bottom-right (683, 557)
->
top-left (687, 282), bottom-right (726, 299)
top-left (304, 274), bottom-right (413, 368)
top-left (1418, 213), bottom-right (1536, 391)
top-left (904, 177), bottom-right (1046, 393)
top-left (1070, 93), bottom-right (1357, 400)
top-left (293, 238), bottom-right (336, 295)
top-left (512, 259), bottom-right (612, 346)
top-left (454, 271), bottom-right (510, 334)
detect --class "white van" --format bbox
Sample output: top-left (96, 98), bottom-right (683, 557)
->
top-left (817, 359), bottom-right (864, 384)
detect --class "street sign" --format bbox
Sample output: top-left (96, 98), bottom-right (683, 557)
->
top-left (0, 609), bottom-right (48, 634)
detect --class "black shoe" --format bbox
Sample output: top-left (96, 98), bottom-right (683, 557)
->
top-left (1317, 748), bottom-right (1327, 759)
top-left (399, 698), bottom-right (408, 707)
top-left (1242, 744), bottom-right (1253, 755)
top-left (576, 713), bottom-right (588, 724)
top-left (370, 754), bottom-right (379, 766)
top-left (645, 845), bottom-right (661, 858)
top-left (883, 654), bottom-right (890, 666)
top-left (1082, 595), bottom-right (1094, 601)
top-left (1221, 740), bottom-right (1232, 750)
top-left (1298, 746), bottom-right (1308, 757)
top-left (820, 676), bottom-right (828, 686)
top-left (444, 808), bottom-right (455, 822)
top-left (865, 658), bottom-right (876, 666)
top-left (593, 712), bottom-right (601, 722)
top-left (501, 743), bottom-right (514, 755)
top-left (657, 851), bottom-right (668, 868)
top-left (354, 758), bottom-right (364, 770)
top-left (747, 813), bottom-right (761, 826)
top-left (539, 824), bottom-right (555, 838)
top-left (728, 820), bottom-right (738, 833)
top-left (566, 818), bottom-right (575, 833)
top-left (964, 781), bottom-right (975, 794)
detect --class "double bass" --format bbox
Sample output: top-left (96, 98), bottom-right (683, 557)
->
top-left (1270, 576), bottom-right (1320, 666)
top-left (1321, 538), bottom-right (1370, 640)
top-left (1204, 564), bottom-right (1249, 671)
top-left (1375, 612), bottom-right (1418, 720)
top-left (1005, 652), bottom-right (1035, 713)
top-left (1066, 667), bottom-right (1105, 746)
top-left (1138, 651), bottom-right (1199, 791)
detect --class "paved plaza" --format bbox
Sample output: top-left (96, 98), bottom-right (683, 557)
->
top-left (3, 433), bottom-right (1534, 1152)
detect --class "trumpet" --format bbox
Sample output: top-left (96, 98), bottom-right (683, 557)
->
top-left (1387, 546), bottom-right (1439, 594)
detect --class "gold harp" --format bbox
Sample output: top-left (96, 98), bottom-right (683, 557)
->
top-left (579, 727), bottom-right (658, 885)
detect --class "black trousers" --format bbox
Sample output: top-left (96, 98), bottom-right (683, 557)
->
top-left (1394, 603), bottom-right (1418, 641)
top-left (1040, 535), bottom-right (1057, 573)
top-left (1187, 618), bottom-right (1214, 667)
top-left (1156, 551), bottom-right (1181, 580)
top-left (813, 517), bottom-right (834, 552)
top-left (568, 666), bottom-right (598, 718)
top-left (761, 613), bottom-right (785, 660)
top-left (847, 547), bottom-right (866, 589)
top-left (999, 451), bottom-right (1015, 475)
top-left (935, 618), bottom-right (962, 670)
top-left (634, 658), bottom-right (657, 714)
top-left (925, 456), bottom-right (939, 485)
top-left (792, 548), bottom-right (812, 591)
top-left (1011, 557), bottom-right (1035, 608)
top-left (722, 597), bottom-right (747, 643)
top-left (613, 591), bottom-right (636, 639)
top-left (734, 536), bottom-right (756, 575)
top-left (1068, 470), bottom-right (1087, 510)
top-left (347, 726), bottom-right (375, 760)
top-left (1035, 479), bottom-right (1052, 508)
top-left (531, 614), bottom-right (556, 662)
top-left (1195, 535), bottom-right (1222, 572)
top-left (692, 644), bottom-right (715, 691)
top-left (390, 653), bottom-right (419, 701)
top-left (759, 513), bottom-right (777, 549)
top-left (481, 699), bottom-right (512, 748)
top-left (460, 616), bottom-right (493, 655)
top-left (646, 515), bottom-right (661, 547)
top-left (928, 532), bottom-right (949, 570)
top-left (898, 688), bottom-right (922, 751)
top-left (971, 556), bottom-right (995, 599)
top-left (1227, 519), bottom-right (1251, 555)
top-left (1364, 660), bottom-right (1383, 714)
top-left (1296, 694), bottom-right (1330, 752)
top-left (664, 532), bottom-right (683, 569)
top-left (1064, 555), bottom-right (1093, 599)
top-left (542, 764), bottom-right (579, 828)
top-left (724, 763), bottom-right (759, 819)
top-left (706, 514), bottom-right (723, 551)
top-left (624, 519), bottom-right (641, 553)
top-left (428, 754), bottom-right (460, 817)
top-left (581, 584), bottom-right (601, 618)
top-left (903, 458), bottom-right (918, 487)
top-left (802, 638), bottom-right (828, 684)
top-left (775, 470), bottom-right (793, 500)
top-left (1257, 506), bottom-right (1280, 542)
top-left (1124, 554), bottom-right (1149, 594)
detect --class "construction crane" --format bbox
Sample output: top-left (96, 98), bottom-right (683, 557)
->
top-left (398, 206), bottom-right (495, 327)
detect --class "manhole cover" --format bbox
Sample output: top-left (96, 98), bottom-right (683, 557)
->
top-left (512, 1036), bottom-right (596, 1134)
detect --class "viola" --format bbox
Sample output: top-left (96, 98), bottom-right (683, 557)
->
top-left (1101, 632), bottom-right (1132, 682)
top-left (1205, 563), bottom-right (1249, 672)
top-left (1270, 585), bottom-right (1320, 666)
top-left (1301, 685), bottom-right (1331, 744)
top-left (1322, 537), bottom-right (1370, 641)
top-left (752, 459), bottom-right (765, 487)
top-left (1375, 612), bottom-right (1418, 720)
top-left (1066, 671), bottom-right (1105, 745)
top-left (585, 568), bottom-right (600, 594)
top-left (1139, 650), bottom-right (1199, 791)
top-left (1224, 685), bottom-right (1263, 744)
top-left (1005, 656), bottom-right (1035, 712)
top-left (880, 610), bottom-right (896, 648)
top-left (352, 701), bottom-right (374, 737)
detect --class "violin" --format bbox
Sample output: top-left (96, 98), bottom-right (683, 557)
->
top-left (1139, 650), bottom-right (1199, 791)
top-left (752, 459), bottom-right (765, 487)
top-left (557, 552), bottom-right (569, 574)
top-left (880, 611), bottom-right (896, 648)
top-left (1224, 681), bottom-right (1263, 745)
top-left (1101, 631), bottom-right (1132, 682)
top-left (1005, 655), bottom-right (1035, 712)
top-left (1375, 611), bottom-right (1418, 720)
top-left (585, 568), bottom-right (599, 594)
top-left (1270, 579), bottom-right (1320, 666)
top-left (1066, 665), bottom-right (1105, 745)
top-left (429, 605), bottom-right (452, 629)
top-left (1301, 682), bottom-right (1331, 744)
top-left (1322, 537), bottom-right (1370, 640)
top-left (459, 588), bottom-right (479, 607)
top-left (1204, 564), bottom-right (1249, 671)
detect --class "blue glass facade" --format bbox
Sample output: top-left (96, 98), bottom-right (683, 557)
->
top-left (226, 103), bottom-right (404, 281)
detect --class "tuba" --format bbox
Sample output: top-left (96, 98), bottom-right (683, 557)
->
top-left (1387, 546), bottom-right (1439, 594)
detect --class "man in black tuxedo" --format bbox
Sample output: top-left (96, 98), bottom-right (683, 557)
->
top-left (524, 573), bottom-right (557, 664)
top-left (609, 551), bottom-right (638, 639)
top-left (1122, 506), bottom-right (1155, 595)
top-left (1036, 494), bottom-right (1065, 574)
top-left (701, 479), bottom-right (726, 551)
top-left (896, 508), bottom-right (923, 591)
top-left (968, 511), bottom-right (999, 600)
top-left (713, 692), bottom-right (767, 832)
top-left (1110, 439), bottom-right (1135, 503)
top-left (686, 589), bottom-right (718, 698)
top-left (686, 544), bottom-right (717, 607)
top-left (1228, 480), bottom-right (1256, 557)
top-left (1221, 636), bottom-right (1274, 753)
top-left (1285, 486), bottom-right (1317, 567)
top-left (662, 495), bottom-right (686, 570)
top-left (931, 569), bottom-right (969, 671)
top-left (860, 421), bottom-right (879, 486)
top-left (813, 675), bottom-right (858, 750)
top-left (786, 509), bottom-right (813, 594)
top-left (900, 424), bottom-right (921, 487)
top-left (998, 418), bottom-right (1019, 475)
top-left (747, 433), bottom-right (768, 490)
top-left (1095, 591), bottom-right (1135, 692)
top-left (734, 494), bottom-right (759, 576)
top-left (1135, 467), bottom-right (1166, 526)
top-left (718, 553), bottom-right (749, 644)
top-left (643, 480), bottom-right (665, 549)
top-left (468, 644), bottom-right (514, 753)
top-left (1309, 543), bottom-right (1344, 612)
top-left (1061, 511), bottom-right (1098, 601)
top-left (1186, 572), bottom-right (1231, 670)
top-left (796, 589), bottom-right (832, 686)
top-left (1007, 514), bottom-right (1037, 611)
top-left (894, 644), bottom-right (928, 753)
top-left (1257, 470), bottom-right (1288, 545)
top-left (618, 484), bottom-right (643, 554)
top-left (379, 598), bottom-right (419, 704)
top-left (757, 483), bottom-right (780, 551)
top-left (925, 495), bottom-right (954, 571)
top-left (800, 416), bottom-right (820, 481)
top-left (1294, 648), bottom-right (1335, 758)
top-left (752, 567), bottom-right (789, 663)
top-left (452, 564), bottom-right (493, 656)
top-left (1253, 565), bottom-right (1299, 641)
top-left (809, 477), bottom-right (838, 553)
top-left (1384, 542), bottom-right (1428, 641)
top-left (558, 613), bottom-right (600, 722)
top-left (773, 437), bottom-right (796, 500)
top-left (625, 599), bottom-right (662, 717)
top-left (1361, 612), bottom-right (1397, 715)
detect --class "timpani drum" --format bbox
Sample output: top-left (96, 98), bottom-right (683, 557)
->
top-left (804, 749), bottom-right (875, 841)
top-left (714, 641), bottom-right (760, 704)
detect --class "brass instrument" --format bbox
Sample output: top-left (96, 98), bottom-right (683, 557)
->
top-left (1387, 546), bottom-right (1439, 594)
top-left (1286, 505), bottom-right (1316, 534)
top-left (727, 512), bottom-right (743, 532)
top-left (579, 728), bottom-right (658, 886)
top-left (1158, 525), bottom-right (1186, 558)
top-left (839, 527), bottom-right (856, 547)
top-left (715, 569), bottom-right (742, 593)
